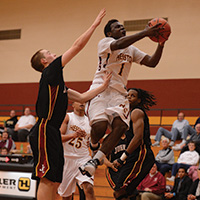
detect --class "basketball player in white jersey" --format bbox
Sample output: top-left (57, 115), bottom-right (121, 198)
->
top-left (80, 19), bottom-right (167, 177)
top-left (58, 102), bottom-right (95, 200)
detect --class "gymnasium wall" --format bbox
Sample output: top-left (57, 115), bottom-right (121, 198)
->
top-left (0, 0), bottom-right (199, 114)
top-left (0, 78), bottom-right (199, 110)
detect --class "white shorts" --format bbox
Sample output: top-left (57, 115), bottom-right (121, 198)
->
top-left (85, 86), bottom-right (130, 127)
top-left (58, 156), bottom-right (94, 197)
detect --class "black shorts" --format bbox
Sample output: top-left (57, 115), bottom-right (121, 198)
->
top-left (106, 144), bottom-right (155, 195)
top-left (29, 119), bottom-right (64, 183)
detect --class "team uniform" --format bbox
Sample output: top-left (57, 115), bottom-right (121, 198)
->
top-left (58, 112), bottom-right (94, 197)
top-left (106, 106), bottom-right (155, 196)
top-left (30, 56), bottom-right (68, 182)
top-left (86, 37), bottom-right (147, 126)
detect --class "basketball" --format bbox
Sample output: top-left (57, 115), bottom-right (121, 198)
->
top-left (148, 18), bottom-right (171, 43)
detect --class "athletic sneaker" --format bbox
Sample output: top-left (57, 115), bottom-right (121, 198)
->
top-left (79, 159), bottom-right (99, 177)
top-left (152, 141), bottom-right (160, 147)
top-left (172, 146), bottom-right (181, 151)
top-left (178, 140), bottom-right (186, 146)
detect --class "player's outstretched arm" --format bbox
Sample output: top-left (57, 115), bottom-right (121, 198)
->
top-left (62, 8), bottom-right (106, 67)
top-left (68, 72), bottom-right (111, 103)
top-left (110, 23), bottom-right (163, 51)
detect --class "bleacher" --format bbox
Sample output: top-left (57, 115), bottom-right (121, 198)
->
top-left (0, 106), bottom-right (199, 200)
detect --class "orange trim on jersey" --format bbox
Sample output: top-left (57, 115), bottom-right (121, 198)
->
top-left (35, 118), bottom-right (50, 178)
top-left (47, 85), bottom-right (59, 120)
top-left (105, 167), bottom-right (116, 189)
top-left (122, 144), bottom-right (147, 187)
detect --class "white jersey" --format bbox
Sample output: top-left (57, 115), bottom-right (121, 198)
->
top-left (63, 112), bottom-right (91, 158)
top-left (91, 37), bottom-right (147, 95)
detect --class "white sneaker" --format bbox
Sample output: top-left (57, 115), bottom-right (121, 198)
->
top-left (167, 176), bottom-right (175, 182)
top-left (172, 146), bottom-right (181, 151)
top-left (152, 141), bottom-right (160, 147)
top-left (169, 141), bottom-right (175, 146)
top-left (79, 159), bottom-right (98, 177)
top-left (178, 140), bottom-right (186, 146)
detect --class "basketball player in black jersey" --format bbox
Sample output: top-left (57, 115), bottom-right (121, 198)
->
top-left (106, 88), bottom-right (156, 200)
top-left (29, 9), bottom-right (112, 200)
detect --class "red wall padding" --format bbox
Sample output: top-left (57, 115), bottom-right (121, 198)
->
top-left (0, 79), bottom-right (199, 111)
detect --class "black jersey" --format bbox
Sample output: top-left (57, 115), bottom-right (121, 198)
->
top-left (109, 136), bottom-right (127, 162)
top-left (36, 56), bottom-right (68, 129)
top-left (126, 106), bottom-right (152, 154)
top-left (106, 106), bottom-right (155, 192)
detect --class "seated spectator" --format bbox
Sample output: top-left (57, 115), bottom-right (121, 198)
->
top-left (188, 165), bottom-right (199, 182)
top-left (0, 131), bottom-right (16, 152)
top-left (152, 112), bottom-right (189, 147)
top-left (14, 107), bottom-right (36, 142)
top-left (2, 110), bottom-right (18, 137)
top-left (183, 117), bottom-right (200, 140)
top-left (188, 167), bottom-right (200, 200)
top-left (155, 138), bottom-right (175, 176)
top-left (0, 147), bottom-right (9, 155)
top-left (173, 123), bottom-right (200, 152)
top-left (167, 141), bottom-right (199, 182)
top-left (136, 163), bottom-right (166, 200)
top-left (164, 167), bottom-right (192, 200)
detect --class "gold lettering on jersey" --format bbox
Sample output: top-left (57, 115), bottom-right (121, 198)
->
top-left (116, 53), bottom-right (132, 63)
top-left (70, 125), bottom-right (81, 132)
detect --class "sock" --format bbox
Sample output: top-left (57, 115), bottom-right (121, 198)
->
top-left (90, 142), bottom-right (100, 150)
top-left (93, 150), bottom-right (105, 162)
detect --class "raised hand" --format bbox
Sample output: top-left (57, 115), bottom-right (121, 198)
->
top-left (144, 23), bottom-right (164, 37)
top-left (92, 8), bottom-right (106, 27)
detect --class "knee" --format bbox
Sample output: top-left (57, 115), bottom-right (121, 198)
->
top-left (113, 120), bottom-right (128, 134)
top-left (185, 125), bottom-right (190, 130)
top-left (157, 127), bottom-right (164, 133)
top-left (171, 128), bottom-right (178, 133)
top-left (140, 192), bottom-right (150, 200)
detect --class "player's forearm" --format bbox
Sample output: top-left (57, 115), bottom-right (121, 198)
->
top-left (148, 44), bottom-right (164, 67)
top-left (68, 82), bottom-right (106, 103)
top-left (141, 44), bottom-right (164, 67)
top-left (72, 25), bottom-right (97, 52)
top-left (61, 133), bottom-right (77, 142)
top-left (81, 83), bottom-right (107, 103)
top-left (111, 30), bottom-right (147, 50)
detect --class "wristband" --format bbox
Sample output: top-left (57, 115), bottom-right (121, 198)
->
top-left (117, 158), bottom-right (124, 165)
top-left (120, 151), bottom-right (129, 162)
top-left (173, 193), bottom-right (175, 197)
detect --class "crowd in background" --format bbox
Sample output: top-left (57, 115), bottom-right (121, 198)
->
top-left (0, 109), bottom-right (200, 200)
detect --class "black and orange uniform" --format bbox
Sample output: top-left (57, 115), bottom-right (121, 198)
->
top-left (30, 56), bottom-right (68, 182)
top-left (106, 106), bottom-right (155, 196)
top-left (106, 136), bottom-right (127, 189)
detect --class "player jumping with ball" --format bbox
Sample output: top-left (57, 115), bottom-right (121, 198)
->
top-left (80, 19), bottom-right (168, 177)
